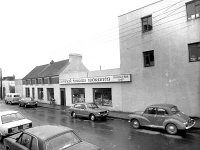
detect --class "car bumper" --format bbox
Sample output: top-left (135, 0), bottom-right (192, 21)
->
top-left (186, 120), bottom-right (195, 130)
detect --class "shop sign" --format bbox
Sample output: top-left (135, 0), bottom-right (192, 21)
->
top-left (59, 74), bottom-right (131, 84)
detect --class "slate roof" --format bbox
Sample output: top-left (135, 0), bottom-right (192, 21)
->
top-left (23, 59), bottom-right (69, 79)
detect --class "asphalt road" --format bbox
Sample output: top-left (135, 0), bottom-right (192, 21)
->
top-left (1, 101), bottom-right (200, 150)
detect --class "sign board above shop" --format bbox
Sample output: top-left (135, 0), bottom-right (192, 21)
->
top-left (59, 74), bottom-right (131, 84)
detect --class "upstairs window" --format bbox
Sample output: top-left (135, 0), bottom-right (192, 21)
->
top-left (141, 15), bottom-right (153, 32)
top-left (186, 0), bottom-right (200, 20)
top-left (143, 50), bottom-right (154, 67)
top-left (189, 42), bottom-right (200, 62)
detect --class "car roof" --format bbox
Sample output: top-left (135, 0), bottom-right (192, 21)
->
top-left (148, 104), bottom-right (176, 109)
top-left (0, 111), bottom-right (18, 116)
top-left (25, 125), bottom-right (73, 141)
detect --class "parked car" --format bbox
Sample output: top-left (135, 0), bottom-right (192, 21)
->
top-left (3, 125), bottom-right (101, 150)
top-left (19, 97), bottom-right (38, 108)
top-left (69, 102), bottom-right (109, 121)
top-left (4, 93), bottom-right (21, 104)
top-left (0, 111), bottom-right (32, 141)
top-left (128, 104), bottom-right (195, 135)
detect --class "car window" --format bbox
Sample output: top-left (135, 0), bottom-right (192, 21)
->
top-left (1, 112), bottom-right (25, 124)
top-left (144, 107), bottom-right (156, 115)
top-left (46, 131), bottom-right (81, 150)
top-left (80, 104), bottom-right (86, 109)
top-left (14, 95), bottom-right (20, 97)
top-left (171, 106), bottom-right (180, 114)
top-left (18, 133), bottom-right (32, 149)
top-left (74, 104), bottom-right (81, 109)
top-left (87, 103), bottom-right (99, 109)
top-left (157, 108), bottom-right (168, 115)
top-left (31, 137), bottom-right (39, 150)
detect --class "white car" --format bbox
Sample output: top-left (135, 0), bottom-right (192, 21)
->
top-left (0, 111), bottom-right (32, 140)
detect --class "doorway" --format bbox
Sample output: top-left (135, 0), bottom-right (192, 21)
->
top-left (60, 88), bottom-right (66, 106)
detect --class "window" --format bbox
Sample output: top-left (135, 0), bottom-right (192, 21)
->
top-left (144, 107), bottom-right (156, 115)
top-left (38, 88), bottom-right (43, 99)
top-left (143, 50), bottom-right (154, 67)
top-left (32, 88), bottom-right (35, 99)
top-left (47, 88), bottom-right (54, 101)
top-left (18, 133), bottom-right (32, 149)
top-left (186, 0), bottom-right (200, 20)
top-left (71, 88), bottom-right (85, 104)
top-left (93, 88), bottom-right (112, 106)
top-left (157, 108), bottom-right (168, 115)
top-left (141, 15), bottom-right (153, 32)
top-left (189, 42), bottom-right (200, 62)
top-left (25, 88), bottom-right (30, 97)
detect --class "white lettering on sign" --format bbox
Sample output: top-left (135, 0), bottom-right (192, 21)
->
top-left (59, 74), bottom-right (131, 84)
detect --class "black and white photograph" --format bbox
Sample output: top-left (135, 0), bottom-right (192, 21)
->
top-left (0, 0), bottom-right (200, 149)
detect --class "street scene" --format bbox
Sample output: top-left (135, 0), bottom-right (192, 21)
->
top-left (1, 0), bottom-right (200, 149)
top-left (0, 101), bottom-right (200, 150)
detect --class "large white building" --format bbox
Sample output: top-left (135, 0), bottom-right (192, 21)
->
top-left (118, 0), bottom-right (200, 116)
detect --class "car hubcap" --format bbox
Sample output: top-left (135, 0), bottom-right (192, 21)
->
top-left (72, 112), bottom-right (76, 117)
top-left (167, 124), bottom-right (177, 134)
top-left (133, 120), bottom-right (139, 128)
top-left (91, 115), bottom-right (95, 121)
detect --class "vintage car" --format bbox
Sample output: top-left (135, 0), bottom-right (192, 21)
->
top-left (128, 104), bottom-right (195, 135)
top-left (0, 111), bottom-right (32, 141)
top-left (19, 97), bottom-right (38, 108)
top-left (69, 102), bottom-right (109, 121)
top-left (4, 93), bottom-right (21, 104)
top-left (3, 125), bottom-right (101, 150)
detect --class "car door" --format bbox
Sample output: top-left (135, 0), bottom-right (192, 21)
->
top-left (73, 104), bottom-right (82, 116)
top-left (154, 108), bottom-right (168, 127)
top-left (79, 104), bottom-right (89, 117)
top-left (143, 107), bottom-right (157, 127)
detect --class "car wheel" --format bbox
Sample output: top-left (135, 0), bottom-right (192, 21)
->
top-left (90, 114), bottom-right (96, 121)
top-left (166, 123), bottom-right (178, 135)
top-left (72, 112), bottom-right (76, 118)
top-left (131, 119), bottom-right (140, 129)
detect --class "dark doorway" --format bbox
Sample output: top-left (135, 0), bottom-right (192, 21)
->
top-left (60, 88), bottom-right (66, 106)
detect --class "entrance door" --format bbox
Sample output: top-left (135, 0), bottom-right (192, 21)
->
top-left (60, 88), bottom-right (66, 106)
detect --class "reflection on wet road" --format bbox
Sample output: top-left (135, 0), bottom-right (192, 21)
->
top-left (1, 103), bottom-right (200, 150)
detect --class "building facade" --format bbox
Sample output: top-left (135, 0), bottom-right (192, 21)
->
top-left (118, 0), bottom-right (200, 116)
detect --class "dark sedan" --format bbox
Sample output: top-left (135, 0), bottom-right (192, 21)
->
top-left (19, 97), bottom-right (38, 108)
top-left (3, 125), bottom-right (101, 150)
top-left (69, 102), bottom-right (109, 121)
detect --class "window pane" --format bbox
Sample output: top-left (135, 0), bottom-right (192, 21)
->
top-left (93, 88), bottom-right (112, 106)
top-left (189, 42), bottom-right (200, 62)
top-left (71, 88), bottom-right (85, 104)
top-left (187, 2), bottom-right (195, 20)
top-left (196, 4), bottom-right (200, 18)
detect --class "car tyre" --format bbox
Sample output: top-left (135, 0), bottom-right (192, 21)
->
top-left (166, 123), bottom-right (178, 135)
top-left (72, 112), bottom-right (76, 118)
top-left (90, 114), bottom-right (96, 121)
top-left (131, 119), bottom-right (140, 129)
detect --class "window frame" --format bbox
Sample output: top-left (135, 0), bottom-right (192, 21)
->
top-left (141, 15), bottom-right (153, 33)
top-left (188, 42), bottom-right (200, 62)
top-left (143, 50), bottom-right (155, 67)
top-left (186, 0), bottom-right (200, 20)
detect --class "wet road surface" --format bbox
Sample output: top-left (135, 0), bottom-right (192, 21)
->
top-left (1, 102), bottom-right (200, 150)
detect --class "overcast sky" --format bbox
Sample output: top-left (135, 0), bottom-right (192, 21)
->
top-left (0, 0), bottom-right (159, 79)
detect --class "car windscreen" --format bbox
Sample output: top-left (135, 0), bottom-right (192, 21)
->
top-left (1, 112), bottom-right (25, 124)
top-left (170, 106), bottom-right (180, 114)
top-left (87, 103), bottom-right (99, 109)
top-left (45, 131), bottom-right (81, 150)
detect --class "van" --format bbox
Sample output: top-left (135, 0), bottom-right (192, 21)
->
top-left (4, 93), bottom-right (21, 104)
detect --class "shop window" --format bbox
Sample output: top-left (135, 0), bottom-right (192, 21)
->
top-left (189, 42), bottom-right (200, 62)
top-left (25, 88), bottom-right (30, 97)
top-left (38, 88), bottom-right (43, 100)
top-left (143, 50), bottom-right (154, 67)
top-left (71, 88), bottom-right (85, 104)
top-left (186, 0), bottom-right (200, 20)
top-left (47, 88), bottom-right (54, 101)
top-left (93, 88), bottom-right (112, 106)
top-left (141, 15), bottom-right (153, 33)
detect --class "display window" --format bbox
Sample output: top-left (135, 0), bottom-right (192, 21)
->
top-left (93, 88), bottom-right (112, 106)
top-left (71, 88), bottom-right (85, 104)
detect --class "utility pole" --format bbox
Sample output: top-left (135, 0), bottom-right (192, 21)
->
top-left (0, 68), bottom-right (2, 100)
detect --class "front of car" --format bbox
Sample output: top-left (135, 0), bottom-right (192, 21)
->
top-left (86, 103), bottom-right (109, 118)
top-left (20, 97), bottom-right (38, 107)
top-left (0, 111), bottom-right (32, 136)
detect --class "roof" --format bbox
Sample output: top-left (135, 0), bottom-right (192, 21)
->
top-left (148, 104), bottom-right (176, 109)
top-left (0, 111), bottom-right (18, 116)
top-left (25, 125), bottom-right (73, 141)
top-left (23, 59), bottom-right (69, 79)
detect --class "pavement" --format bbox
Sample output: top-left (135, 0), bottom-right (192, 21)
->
top-left (37, 102), bottom-right (200, 129)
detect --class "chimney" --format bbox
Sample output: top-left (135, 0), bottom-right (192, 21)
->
top-left (69, 53), bottom-right (82, 64)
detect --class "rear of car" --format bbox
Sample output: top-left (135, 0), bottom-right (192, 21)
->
top-left (5, 93), bottom-right (21, 104)
top-left (19, 97), bottom-right (38, 107)
top-left (0, 111), bottom-right (32, 137)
